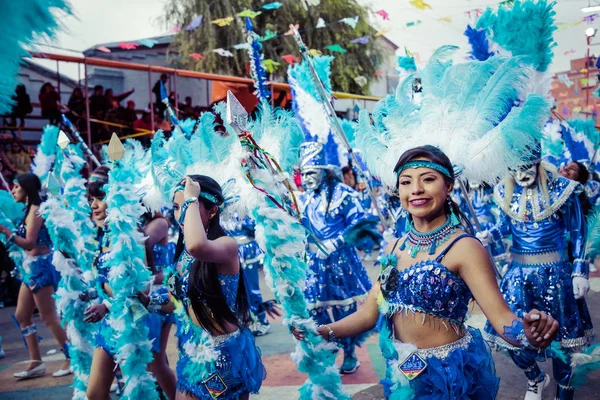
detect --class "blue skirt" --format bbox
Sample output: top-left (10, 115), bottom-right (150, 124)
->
top-left (484, 259), bottom-right (594, 350)
top-left (22, 253), bottom-right (61, 293)
top-left (382, 328), bottom-right (499, 399)
top-left (176, 327), bottom-right (265, 399)
top-left (304, 244), bottom-right (371, 308)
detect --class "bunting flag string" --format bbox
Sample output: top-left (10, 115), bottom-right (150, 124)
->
top-left (409, 0), bottom-right (432, 10)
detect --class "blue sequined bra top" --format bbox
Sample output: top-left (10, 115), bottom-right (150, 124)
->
top-left (153, 242), bottom-right (173, 271)
top-left (379, 235), bottom-right (474, 327)
top-left (17, 217), bottom-right (52, 248)
top-left (169, 249), bottom-right (239, 313)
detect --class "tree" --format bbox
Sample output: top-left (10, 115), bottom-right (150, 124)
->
top-left (163, 0), bottom-right (385, 95)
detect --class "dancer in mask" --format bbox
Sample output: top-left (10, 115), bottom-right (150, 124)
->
top-left (481, 155), bottom-right (593, 400)
top-left (298, 141), bottom-right (372, 374)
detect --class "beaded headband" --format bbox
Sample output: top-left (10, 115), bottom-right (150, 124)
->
top-left (173, 182), bottom-right (222, 206)
top-left (396, 160), bottom-right (452, 180)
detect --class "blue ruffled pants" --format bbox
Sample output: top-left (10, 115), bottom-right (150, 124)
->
top-left (22, 253), bottom-right (61, 293)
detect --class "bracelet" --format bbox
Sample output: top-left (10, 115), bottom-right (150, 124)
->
top-left (178, 197), bottom-right (198, 226)
top-left (320, 324), bottom-right (336, 342)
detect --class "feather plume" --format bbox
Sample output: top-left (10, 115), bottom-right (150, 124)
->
top-left (0, 0), bottom-right (71, 113)
top-left (464, 26), bottom-right (494, 61)
top-left (476, 0), bottom-right (557, 72)
top-left (585, 206), bottom-right (600, 259)
top-left (31, 125), bottom-right (60, 180)
top-left (420, 45), bottom-right (459, 97)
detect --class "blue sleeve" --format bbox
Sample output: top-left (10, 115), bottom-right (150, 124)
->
top-left (563, 195), bottom-right (589, 278)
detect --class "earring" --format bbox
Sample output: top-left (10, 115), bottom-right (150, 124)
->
top-left (448, 197), bottom-right (460, 227)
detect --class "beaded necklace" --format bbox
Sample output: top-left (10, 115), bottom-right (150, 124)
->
top-left (399, 218), bottom-right (456, 258)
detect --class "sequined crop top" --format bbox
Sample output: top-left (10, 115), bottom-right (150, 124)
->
top-left (93, 227), bottom-right (111, 286)
top-left (16, 216), bottom-right (52, 248)
top-left (169, 249), bottom-right (239, 312)
top-left (379, 235), bottom-right (474, 326)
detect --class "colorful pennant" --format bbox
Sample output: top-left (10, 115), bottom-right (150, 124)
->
top-left (212, 17), bottom-right (234, 27)
top-left (137, 39), bottom-right (157, 48)
top-left (262, 59), bottom-right (281, 73)
top-left (340, 16), bottom-right (359, 29)
top-left (438, 17), bottom-right (452, 23)
top-left (351, 36), bottom-right (370, 44)
top-left (189, 53), bottom-right (204, 60)
top-left (282, 54), bottom-right (301, 65)
top-left (326, 44), bottom-right (347, 53)
top-left (185, 15), bottom-right (203, 30)
top-left (410, 0), bottom-right (432, 10)
top-left (238, 9), bottom-right (262, 18)
top-left (259, 29), bottom-right (278, 42)
top-left (285, 24), bottom-right (300, 35)
top-left (97, 46), bottom-right (111, 53)
top-left (118, 42), bottom-right (138, 50)
top-left (213, 48), bottom-right (234, 57)
top-left (262, 2), bottom-right (283, 10)
top-left (316, 18), bottom-right (326, 28)
top-left (375, 9), bottom-right (390, 20)
top-left (354, 76), bottom-right (368, 87)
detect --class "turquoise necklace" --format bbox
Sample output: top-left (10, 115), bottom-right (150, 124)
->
top-left (399, 218), bottom-right (456, 258)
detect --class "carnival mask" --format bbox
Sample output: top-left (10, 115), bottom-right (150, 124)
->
top-left (513, 165), bottom-right (538, 187)
top-left (301, 168), bottom-right (324, 192)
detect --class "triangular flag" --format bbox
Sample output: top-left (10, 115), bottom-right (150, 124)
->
top-left (351, 36), bottom-right (369, 44)
top-left (238, 9), bottom-right (262, 18)
top-left (262, 2), bottom-right (283, 10)
top-left (137, 39), bottom-right (158, 48)
top-left (97, 46), bottom-right (111, 53)
top-left (375, 10), bottom-right (390, 20)
top-left (212, 17), bottom-right (234, 27)
top-left (107, 133), bottom-right (125, 161)
top-left (233, 43), bottom-right (251, 50)
top-left (309, 49), bottom-right (322, 56)
top-left (409, 0), bottom-right (432, 10)
top-left (189, 53), bottom-right (204, 60)
top-left (118, 42), bottom-right (138, 50)
top-left (374, 70), bottom-right (384, 76)
top-left (326, 44), bottom-right (346, 53)
top-left (340, 16), bottom-right (359, 29)
top-left (262, 59), bottom-right (281, 73)
top-left (259, 29), bottom-right (278, 42)
top-left (354, 76), bottom-right (368, 87)
top-left (316, 18), bottom-right (326, 28)
top-left (57, 130), bottom-right (70, 149)
top-left (213, 48), bottom-right (234, 57)
top-left (285, 24), bottom-right (299, 35)
top-left (282, 54), bottom-right (301, 65)
top-left (184, 15), bottom-right (203, 30)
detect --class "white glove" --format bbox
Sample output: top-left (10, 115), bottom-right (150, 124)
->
top-left (475, 230), bottom-right (493, 247)
top-left (314, 239), bottom-right (338, 259)
top-left (573, 276), bottom-right (590, 300)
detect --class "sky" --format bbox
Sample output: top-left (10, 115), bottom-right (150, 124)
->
top-left (35, 0), bottom-right (600, 81)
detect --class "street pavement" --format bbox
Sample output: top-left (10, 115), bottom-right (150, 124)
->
top-left (1, 260), bottom-right (599, 399)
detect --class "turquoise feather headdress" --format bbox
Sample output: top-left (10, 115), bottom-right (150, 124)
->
top-left (355, 49), bottom-right (549, 187)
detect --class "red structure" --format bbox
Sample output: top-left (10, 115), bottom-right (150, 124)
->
top-left (552, 56), bottom-right (600, 123)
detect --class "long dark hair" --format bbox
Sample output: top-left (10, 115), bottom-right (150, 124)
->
top-left (173, 174), bottom-right (250, 335)
top-left (393, 145), bottom-right (473, 234)
top-left (323, 169), bottom-right (341, 214)
top-left (16, 173), bottom-right (42, 206)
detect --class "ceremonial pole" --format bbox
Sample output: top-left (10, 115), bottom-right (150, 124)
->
top-left (290, 25), bottom-right (388, 230)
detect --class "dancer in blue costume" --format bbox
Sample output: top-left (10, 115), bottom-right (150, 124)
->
top-left (165, 175), bottom-right (265, 400)
top-left (0, 173), bottom-right (71, 379)
top-left (481, 155), bottom-right (594, 400)
top-left (223, 214), bottom-right (271, 336)
top-left (298, 141), bottom-right (372, 374)
top-left (141, 210), bottom-right (177, 399)
top-left (83, 166), bottom-right (159, 399)
top-left (293, 146), bottom-right (559, 399)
